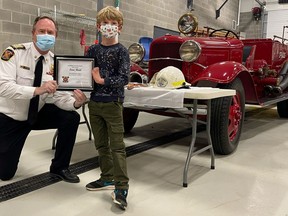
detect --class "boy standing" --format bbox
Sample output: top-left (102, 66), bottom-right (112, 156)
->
top-left (85, 6), bottom-right (130, 210)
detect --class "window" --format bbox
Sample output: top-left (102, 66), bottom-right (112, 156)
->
top-left (279, 0), bottom-right (288, 3)
top-left (153, 26), bottom-right (179, 39)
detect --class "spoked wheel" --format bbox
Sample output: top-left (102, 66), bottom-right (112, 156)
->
top-left (211, 78), bottom-right (245, 155)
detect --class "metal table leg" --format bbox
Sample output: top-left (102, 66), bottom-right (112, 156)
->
top-left (81, 102), bottom-right (92, 140)
top-left (183, 99), bottom-right (198, 187)
top-left (182, 99), bottom-right (215, 187)
top-left (51, 102), bottom-right (92, 149)
top-left (206, 100), bottom-right (215, 170)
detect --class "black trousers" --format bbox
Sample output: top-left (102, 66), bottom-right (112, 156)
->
top-left (0, 104), bottom-right (80, 181)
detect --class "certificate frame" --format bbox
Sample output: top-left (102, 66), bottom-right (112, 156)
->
top-left (54, 55), bottom-right (95, 91)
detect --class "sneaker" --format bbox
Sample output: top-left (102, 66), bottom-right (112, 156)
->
top-left (111, 189), bottom-right (128, 210)
top-left (86, 179), bottom-right (115, 191)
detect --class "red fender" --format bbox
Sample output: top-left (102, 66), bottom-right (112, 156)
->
top-left (130, 63), bottom-right (147, 75)
top-left (193, 61), bottom-right (258, 103)
top-left (193, 61), bottom-right (248, 84)
top-left (130, 63), bottom-right (148, 83)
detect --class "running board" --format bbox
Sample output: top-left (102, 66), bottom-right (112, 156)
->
top-left (258, 92), bottom-right (288, 106)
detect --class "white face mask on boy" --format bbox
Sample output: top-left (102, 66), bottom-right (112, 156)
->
top-left (100, 24), bottom-right (118, 39)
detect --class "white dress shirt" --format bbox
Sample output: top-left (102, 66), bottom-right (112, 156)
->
top-left (0, 42), bottom-right (77, 121)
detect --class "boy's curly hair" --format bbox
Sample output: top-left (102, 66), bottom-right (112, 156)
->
top-left (97, 6), bottom-right (124, 26)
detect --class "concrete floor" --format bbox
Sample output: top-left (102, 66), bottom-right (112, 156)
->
top-left (0, 105), bottom-right (288, 216)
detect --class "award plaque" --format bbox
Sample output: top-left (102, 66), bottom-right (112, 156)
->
top-left (54, 56), bottom-right (95, 91)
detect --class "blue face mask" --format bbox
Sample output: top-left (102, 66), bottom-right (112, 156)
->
top-left (36, 34), bottom-right (56, 51)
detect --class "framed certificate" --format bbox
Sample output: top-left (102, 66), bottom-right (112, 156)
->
top-left (54, 56), bottom-right (95, 91)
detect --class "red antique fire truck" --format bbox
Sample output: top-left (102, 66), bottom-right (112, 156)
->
top-left (124, 12), bottom-right (288, 155)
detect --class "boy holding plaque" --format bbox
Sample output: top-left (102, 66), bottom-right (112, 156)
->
top-left (85, 6), bottom-right (130, 210)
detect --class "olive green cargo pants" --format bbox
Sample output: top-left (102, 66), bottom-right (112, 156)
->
top-left (88, 101), bottom-right (129, 189)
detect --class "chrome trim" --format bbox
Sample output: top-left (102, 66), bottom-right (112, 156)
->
top-left (193, 62), bottom-right (207, 69)
top-left (149, 57), bottom-right (183, 62)
top-left (149, 58), bottom-right (206, 69)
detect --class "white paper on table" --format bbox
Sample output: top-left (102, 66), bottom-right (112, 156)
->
top-left (124, 87), bottom-right (185, 109)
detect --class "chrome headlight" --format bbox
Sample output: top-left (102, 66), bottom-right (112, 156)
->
top-left (128, 43), bottom-right (145, 63)
top-left (178, 13), bottom-right (198, 35)
top-left (179, 40), bottom-right (201, 62)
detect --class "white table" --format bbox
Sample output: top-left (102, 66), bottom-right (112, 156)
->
top-left (124, 86), bottom-right (236, 187)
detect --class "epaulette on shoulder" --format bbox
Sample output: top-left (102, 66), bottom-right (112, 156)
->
top-left (10, 44), bottom-right (26, 50)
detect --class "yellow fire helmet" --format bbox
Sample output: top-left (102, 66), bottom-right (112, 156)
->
top-left (153, 66), bottom-right (190, 89)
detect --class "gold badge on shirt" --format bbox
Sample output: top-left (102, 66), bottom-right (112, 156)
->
top-left (46, 64), bottom-right (54, 76)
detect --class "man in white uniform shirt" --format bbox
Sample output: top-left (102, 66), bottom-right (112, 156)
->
top-left (0, 16), bottom-right (87, 183)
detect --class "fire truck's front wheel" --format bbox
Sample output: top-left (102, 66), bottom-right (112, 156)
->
top-left (211, 78), bottom-right (245, 155)
top-left (123, 108), bottom-right (139, 133)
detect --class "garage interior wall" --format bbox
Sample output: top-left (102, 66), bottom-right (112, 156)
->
top-left (239, 0), bottom-right (288, 39)
top-left (266, 9), bottom-right (288, 39)
top-left (0, 0), bottom-right (240, 55)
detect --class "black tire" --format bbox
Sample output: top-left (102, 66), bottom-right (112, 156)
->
top-left (123, 108), bottom-right (139, 133)
top-left (211, 78), bottom-right (245, 155)
top-left (277, 100), bottom-right (288, 118)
